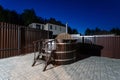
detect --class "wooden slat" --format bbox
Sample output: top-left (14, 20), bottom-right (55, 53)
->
top-left (6, 23), bottom-right (9, 57)
top-left (0, 26), bottom-right (1, 58)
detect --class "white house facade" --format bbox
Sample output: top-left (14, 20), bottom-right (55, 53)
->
top-left (29, 23), bottom-right (45, 30)
top-left (44, 23), bottom-right (66, 35)
top-left (29, 23), bottom-right (66, 36)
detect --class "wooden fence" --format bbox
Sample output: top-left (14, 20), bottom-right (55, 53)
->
top-left (82, 36), bottom-right (120, 59)
top-left (95, 36), bottom-right (120, 58)
top-left (0, 22), bottom-right (120, 59)
top-left (0, 22), bottom-right (19, 58)
top-left (0, 22), bottom-right (51, 58)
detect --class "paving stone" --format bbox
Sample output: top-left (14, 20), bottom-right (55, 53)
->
top-left (0, 54), bottom-right (120, 80)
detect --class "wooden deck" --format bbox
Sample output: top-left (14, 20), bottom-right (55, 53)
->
top-left (0, 53), bottom-right (120, 80)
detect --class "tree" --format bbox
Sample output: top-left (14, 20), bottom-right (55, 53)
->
top-left (37, 17), bottom-right (45, 23)
top-left (47, 17), bottom-right (65, 26)
top-left (21, 9), bottom-right (38, 26)
top-left (68, 26), bottom-right (79, 34)
top-left (48, 18), bottom-right (56, 24)
top-left (0, 5), bottom-right (21, 24)
top-left (68, 26), bottom-right (72, 34)
top-left (95, 27), bottom-right (101, 32)
top-left (72, 29), bottom-right (78, 34)
top-left (9, 11), bottom-right (19, 24)
top-left (85, 27), bottom-right (120, 35)
top-left (2, 9), bottom-right (11, 23)
top-left (0, 5), bottom-right (4, 22)
top-left (85, 28), bottom-right (91, 35)
top-left (85, 27), bottom-right (103, 35)
top-left (110, 28), bottom-right (120, 35)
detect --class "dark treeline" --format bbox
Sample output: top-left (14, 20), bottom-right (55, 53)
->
top-left (85, 27), bottom-right (120, 35)
top-left (0, 5), bottom-right (78, 34)
top-left (68, 26), bottom-right (79, 34)
top-left (0, 5), bottom-right (64, 26)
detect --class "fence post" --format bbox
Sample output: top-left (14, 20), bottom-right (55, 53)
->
top-left (18, 27), bottom-right (21, 54)
top-left (94, 36), bottom-right (96, 44)
top-left (82, 36), bottom-right (84, 43)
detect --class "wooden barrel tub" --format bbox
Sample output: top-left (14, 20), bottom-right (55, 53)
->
top-left (54, 43), bottom-right (76, 65)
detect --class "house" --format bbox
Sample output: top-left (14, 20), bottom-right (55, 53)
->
top-left (44, 23), bottom-right (66, 36)
top-left (29, 23), bottom-right (45, 30)
top-left (29, 23), bottom-right (66, 36)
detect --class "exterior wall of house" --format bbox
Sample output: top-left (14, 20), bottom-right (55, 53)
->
top-left (44, 23), bottom-right (49, 30)
top-left (29, 23), bottom-right (45, 30)
top-left (29, 23), bottom-right (66, 35)
top-left (45, 23), bottom-right (66, 35)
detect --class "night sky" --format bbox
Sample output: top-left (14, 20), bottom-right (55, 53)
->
top-left (0, 0), bottom-right (120, 34)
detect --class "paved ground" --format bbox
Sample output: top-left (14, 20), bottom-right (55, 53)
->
top-left (0, 53), bottom-right (120, 80)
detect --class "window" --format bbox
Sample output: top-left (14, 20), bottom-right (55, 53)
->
top-left (55, 26), bottom-right (57, 30)
top-left (50, 25), bottom-right (52, 29)
top-left (60, 27), bottom-right (61, 31)
top-left (36, 24), bottom-right (41, 30)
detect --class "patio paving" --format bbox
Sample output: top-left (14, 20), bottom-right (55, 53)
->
top-left (0, 53), bottom-right (120, 80)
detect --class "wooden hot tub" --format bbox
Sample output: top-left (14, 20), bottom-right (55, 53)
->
top-left (54, 42), bottom-right (76, 65)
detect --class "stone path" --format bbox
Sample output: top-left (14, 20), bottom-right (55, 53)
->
top-left (0, 53), bottom-right (120, 80)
